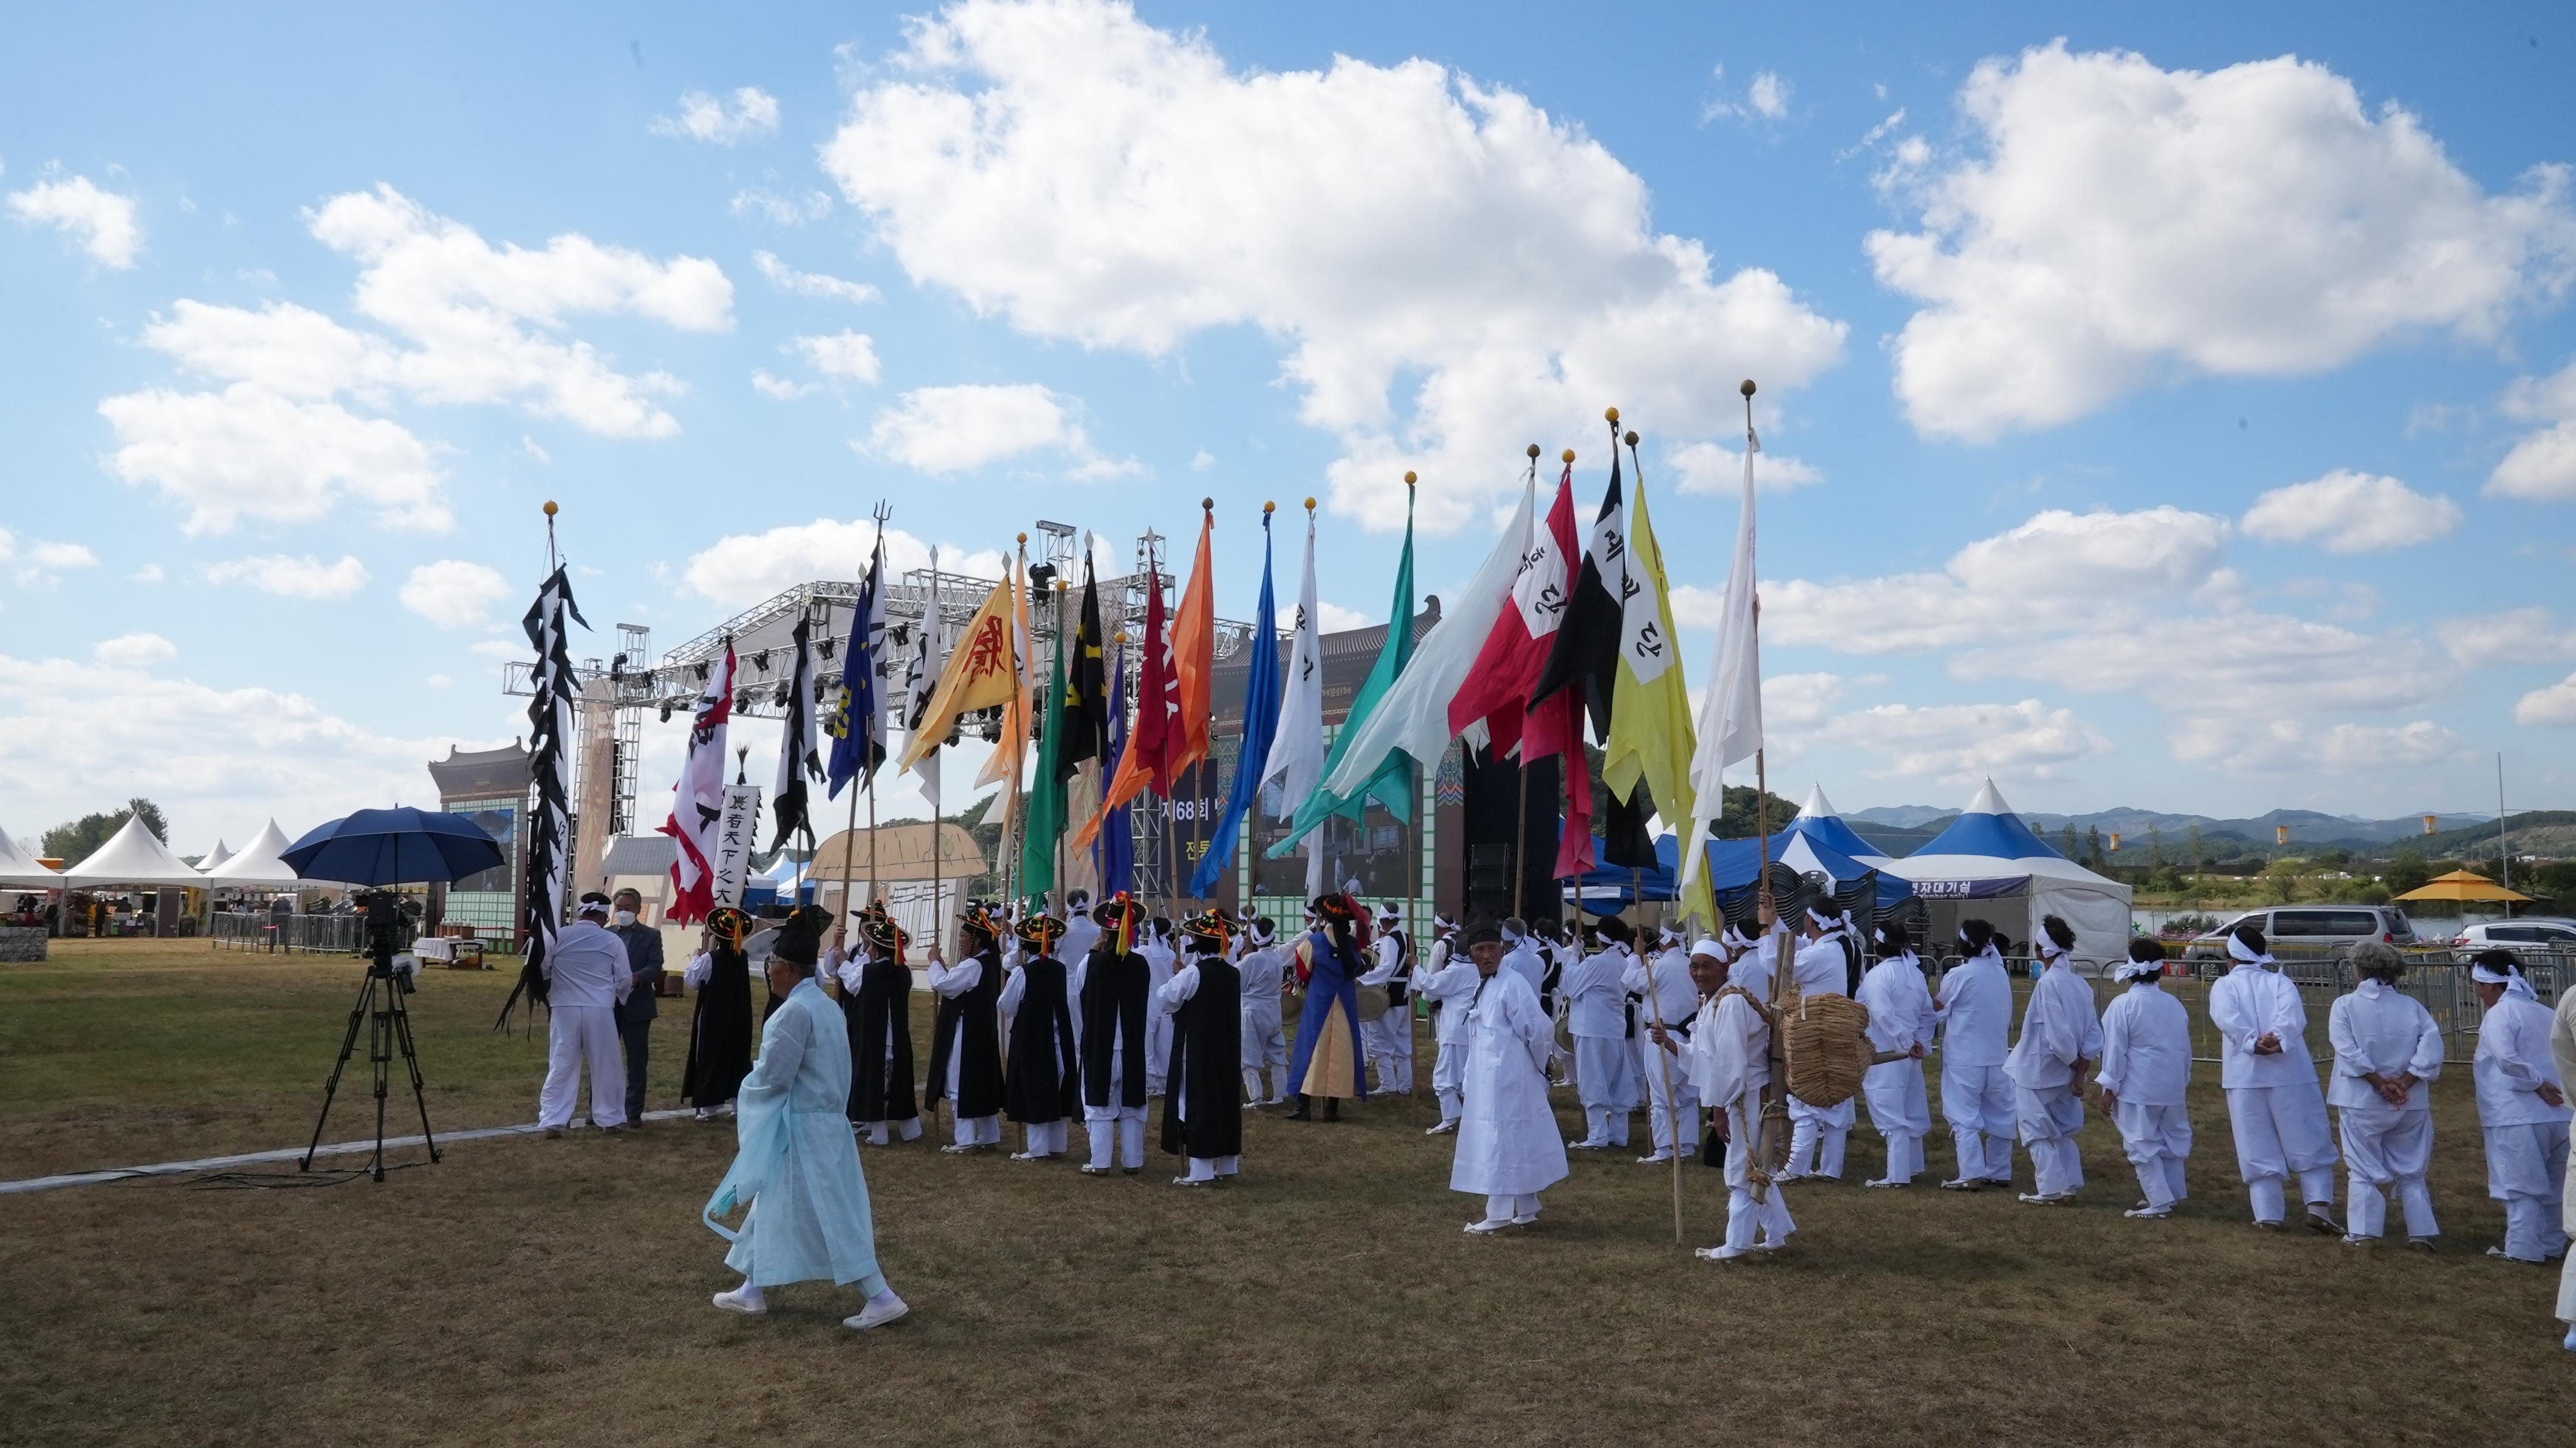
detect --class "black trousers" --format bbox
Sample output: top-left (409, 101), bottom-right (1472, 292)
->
top-left (620, 1016), bottom-right (651, 1123)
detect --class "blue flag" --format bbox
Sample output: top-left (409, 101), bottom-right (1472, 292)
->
top-left (824, 534), bottom-right (888, 798)
top-left (1095, 637), bottom-right (1134, 898)
top-left (1191, 508), bottom-right (1281, 898)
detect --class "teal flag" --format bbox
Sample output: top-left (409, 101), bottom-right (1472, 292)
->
top-left (1267, 489), bottom-right (1416, 856)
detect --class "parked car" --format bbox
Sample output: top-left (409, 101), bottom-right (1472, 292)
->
top-left (2184, 906), bottom-right (2417, 961)
top-left (2451, 918), bottom-right (2576, 951)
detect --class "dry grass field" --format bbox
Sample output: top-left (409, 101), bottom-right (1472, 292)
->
top-left (2, 938), bottom-right (2569, 1447)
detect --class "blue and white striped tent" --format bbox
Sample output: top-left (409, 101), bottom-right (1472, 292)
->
top-left (1880, 778), bottom-right (2131, 965)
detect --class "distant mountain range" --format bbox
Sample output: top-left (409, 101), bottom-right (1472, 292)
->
top-left (1840, 805), bottom-right (2548, 859)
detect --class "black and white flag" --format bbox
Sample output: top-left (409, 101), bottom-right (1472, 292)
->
top-left (769, 612), bottom-right (822, 850)
top-left (498, 562), bottom-right (587, 1031)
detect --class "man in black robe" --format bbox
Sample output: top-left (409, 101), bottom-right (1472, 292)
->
top-left (1160, 909), bottom-right (1245, 1186)
top-left (925, 900), bottom-right (1008, 1152)
top-left (838, 904), bottom-right (920, 1146)
top-left (682, 906), bottom-right (756, 1121)
top-left (1078, 893), bottom-right (1153, 1175)
top-left (1002, 912), bottom-right (1081, 1161)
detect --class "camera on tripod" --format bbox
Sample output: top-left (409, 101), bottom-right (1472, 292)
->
top-left (352, 889), bottom-right (417, 991)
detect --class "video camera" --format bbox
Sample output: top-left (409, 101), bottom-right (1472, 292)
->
top-left (352, 889), bottom-right (418, 990)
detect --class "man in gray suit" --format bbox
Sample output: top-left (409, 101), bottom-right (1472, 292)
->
top-left (611, 887), bottom-right (666, 1126)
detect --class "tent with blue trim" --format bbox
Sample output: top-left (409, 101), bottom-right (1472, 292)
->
top-left (1879, 777), bottom-right (2131, 965)
top-left (1567, 833), bottom-right (1680, 914)
top-left (1690, 785), bottom-right (1911, 911)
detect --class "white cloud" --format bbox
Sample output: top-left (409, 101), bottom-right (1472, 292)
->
top-left (680, 520), bottom-right (1007, 609)
top-left (2171, 717), bottom-right (2462, 773)
top-left (822, 0), bottom-right (1845, 531)
top-left (0, 528), bottom-right (99, 587)
top-left (1959, 609), bottom-right (2450, 719)
top-left (752, 369), bottom-right (819, 400)
top-left (753, 251), bottom-right (879, 304)
top-left (93, 632), bottom-right (176, 666)
top-left (2518, 671), bottom-right (2576, 726)
top-left (2437, 607), bottom-right (2576, 668)
top-left (1669, 441), bottom-right (1821, 493)
top-left (1869, 43), bottom-right (2576, 440)
top-left (132, 563), bottom-right (164, 584)
top-left (1704, 67), bottom-right (1792, 124)
top-left (1315, 601), bottom-right (1374, 633)
top-left (425, 673), bottom-right (452, 689)
top-left (399, 559), bottom-right (512, 629)
top-left (865, 383), bottom-right (1134, 477)
top-left (652, 87), bottom-right (781, 145)
top-left (8, 173), bottom-right (142, 267)
top-left (1762, 671), bottom-right (1847, 729)
top-left (2489, 357), bottom-right (2576, 501)
top-left (468, 639), bottom-right (524, 661)
top-left (518, 435), bottom-right (550, 463)
top-left (0, 649), bottom-right (465, 843)
top-left (1820, 698), bottom-right (2111, 784)
top-left (1190, 449), bottom-right (1215, 472)
top-left (204, 553), bottom-right (371, 600)
top-left (789, 330), bottom-right (883, 383)
top-left (98, 383), bottom-right (448, 534)
top-left (2239, 469), bottom-right (2462, 553)
top-left (730, 188), bottom-right (835, 226)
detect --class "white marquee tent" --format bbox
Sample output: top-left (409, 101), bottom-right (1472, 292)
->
top-left (1880, 779), bottom-right (2133, 966)
top-left (200, 840), bottom-right (233, 872)
top-left (1, 825), bottom-right (64, 889)
top-left (204, 820), bottom-right (304, 889)
top-left (62, 816), bottom-right (210, 889)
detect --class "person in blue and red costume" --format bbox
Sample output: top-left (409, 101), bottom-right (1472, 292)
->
top-left (1285, 890), bottom-right (1371, 1122)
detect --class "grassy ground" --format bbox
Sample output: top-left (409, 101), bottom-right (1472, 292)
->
top-left (2, 939), bottom-right (2569, 1447)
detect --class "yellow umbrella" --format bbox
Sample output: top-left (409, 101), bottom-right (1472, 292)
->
top-left (2393, 869), bottom-right (2532, 904)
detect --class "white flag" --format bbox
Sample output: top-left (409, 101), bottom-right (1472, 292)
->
top-left (1676, 437), bottom-right (1764, 890)
top-left (904, 548), bottom-right (950, 814)
top-left (1259, 509), bottom-right (1326, 893)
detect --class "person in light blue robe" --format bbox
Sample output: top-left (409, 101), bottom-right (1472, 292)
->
top-left (704, 906), bottom-right (909, 1332)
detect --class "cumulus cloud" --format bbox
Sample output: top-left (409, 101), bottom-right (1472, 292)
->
top-left (204, 553), bottom-right (371, 600)
top-left (821, 0), bottom-right (1844, 531)
top-left (730, 188), bottom-right (835, 226)
top-left (2239, 470), bottom-right (2462, 553)
top-left (2518, 671), bottom-right (2576, 726)
top-left (2437, 607), bottom-right (2576, 668)
top-left (93, 633), bottom-right (177, 666)
top-left (752, 370), bottom-right (818, 400)
top-left (2489, 357), bottom-right (2576, 501)
top-left (652, 87), bottom-right (781, 145)
top-left (1702, 66), bottom-right (1792, 124)
top-left (8, 172), bottom-right (142, 267)
top-left (1315, 601), bottom-right (1374, 633)
top-left (1819, 698), bottom-right (2111, 784)
top-left (1668, 441), bottom-right (1820, 493)
top-left (864, 383), bottom-right (1135, 477)
top-left (789, 330), bottom-right (883, 383)
top-left (753, 251), bottom-right (878, 305)
top-left (399, 559), bottom-right (512, 629)
top-left (1869, 43), bottom-right (2576, 440)
top-left (0, 528), bottom-right (100, 587)
top-left (99, 188), bottom-right (729, 530)
top-left (2172, 717), bottom-right (2462, 773)
top-left (680, 520), bottom-right (1007, 609)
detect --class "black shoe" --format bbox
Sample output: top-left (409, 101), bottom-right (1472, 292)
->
top-left (1324, 1099), bottom-right (1341, 1122)
top-left (1286, 1094), bottom-right (1313, 1122)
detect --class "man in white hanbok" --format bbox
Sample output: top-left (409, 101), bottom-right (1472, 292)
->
top-left (538, 894), bottom-right (632, 1135)
top-left (1855, 921), bottom-right (1934, 1187)
top-left (1563, 918), bottom-right (1637, 1149)
top-left (1416, 918), bottom-right (1483, 1136)
top-left (2467, 952), bottom-right (2569, 1264)
top-left (2096, 939), bottom-right (2193, 1219)
top-left (1626, 926), bottom-right (1702, 1164)
top-left (1665, 945), bottom-right (1793, 1260)
top-left (1448, 920), bottom-right (1569, 1233)
top-left (1140, 918), bottom-right (1179, 1096)
top-left (2327, 941), bottom-right (2444, 1249)
top-left (2548, 969), bottom-right (2576, 1350)
top-left (1357, 903), bottom-right (1417, 1095)
top-left (1783, 906), bottom-right (1861, 1182)
top-left (1235, 918), bottom-right (1292, 1107)
top-left (2006, 916), bottom-right (2103, 1205)
top-left (2208, 924), bottom-right (2341, 1233)
top-left (1934, 919), bottom-right (2016, 1190)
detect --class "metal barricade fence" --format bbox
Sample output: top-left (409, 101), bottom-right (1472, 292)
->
top-left (204, 912), bottom-right (368, 954)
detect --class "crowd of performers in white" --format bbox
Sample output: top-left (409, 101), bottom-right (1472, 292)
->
top-left (537, 886), bottom-right (2576, 1346)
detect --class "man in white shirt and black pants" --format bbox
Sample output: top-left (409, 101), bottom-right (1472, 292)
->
top-left (538, 893), bottom-right (634, 1136)
top-left (1357, 903), bottom-right (1417, 1095)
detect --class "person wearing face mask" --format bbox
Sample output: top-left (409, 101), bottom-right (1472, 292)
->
top-left (608, 887), bottom-right (665, 1128)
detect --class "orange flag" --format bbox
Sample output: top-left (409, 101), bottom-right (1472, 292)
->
top-left (1170, 503), bottom-right (1217, 776)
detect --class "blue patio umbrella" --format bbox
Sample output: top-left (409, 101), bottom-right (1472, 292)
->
top-left (283, 807), bottom-right (506, 886)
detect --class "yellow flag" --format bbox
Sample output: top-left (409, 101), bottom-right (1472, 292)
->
top-left (898, 574), bottom-right (1021, 773)
top-left (1603, 467), bottom-right (1696, 827)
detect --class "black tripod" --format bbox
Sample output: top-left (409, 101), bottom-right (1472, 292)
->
top-left (302, 925), bottom-right (441, 1180)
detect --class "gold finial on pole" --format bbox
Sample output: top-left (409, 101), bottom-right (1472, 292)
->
top-left (1016, 531), bottom-right (1029, 544)
top-left (1526, 443), bottom-right (1541, 459)
top-left (1202, 496), bottom-right (1214, 511)
top-left (1623, 430), bottom-right (1639, 447)
top-left (1561, 448), bottom-right (1576, 464)
top-left (1263, 500), bottom-right (1276, 513)
top-left (1740, 378), bottom-right (1757, 397)
top-left (1304, 496), bottom-right (1317, 512)
top-left (1604, 406), bottom-right (1619, 424)
top-left (1403, 471), bottom-right (1417, 487)
top-left (542, 500), bottom-right (558, 517)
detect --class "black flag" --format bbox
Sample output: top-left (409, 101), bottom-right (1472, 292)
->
top-left (1602, 776), bottom-right (1657, 871)
top-left (498, 562), bottom-right (587, 1032)
top-left (769, 612), bottom-right (822, 850)
top-left (1528, 440), bottom-right (1626, 742)
top-left (1055, 556), bottom-right (1109, 781)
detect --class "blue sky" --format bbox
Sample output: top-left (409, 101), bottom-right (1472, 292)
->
top-left (5, 1), bottom-right (2574, 855)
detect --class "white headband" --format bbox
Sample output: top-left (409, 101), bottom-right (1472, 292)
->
top-left (2472, 960), bottom-right (2537, 999)
top-left (2114, 957), bottom-right (2163, 982)
top-left (2036, 938), bottom-right (2069, 964)
top-left (1250, 920), bottom-right (1276, 943)
top-left (1690, 937), bottom-right (1726, 960)
top-left (2225, 934), bottom-right (2271, 966)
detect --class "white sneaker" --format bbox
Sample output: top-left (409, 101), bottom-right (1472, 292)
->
top-left (1568, 1139), bottom-right (1608, 1152)
top-left (1694, 1245), bottom-right (1752, 1262)
top-left (1510, 1212), bottom-right (1541, 1226)
top-left (1171, 1176), bottom-right (1213, 1188)
top-left (1636, 1151), bottom-right (1675, 1164)
top-left (1078, 1163), bottom-right (1114, 1175)
top-left (711, 1285), bottom-right (766, 1315)
top-left (2016, 1192), bottom-right (2069, 1206)
top-left (1424, 1120), bottom-right (1459, 1136)
top-left (939, 1143), bottom-right (978, 1155)
top-left (1865, 1178), bottom-right (1911, 1189)
top-left (1755, 1235), bottom-right (1792, 1252)
top-left (844, 1293), bottom-right (909, 1331)
top-left (1464, 1217), bottom-right (1513, 1234)
top-left (2123, 1204), bottom-right (2171, 1220)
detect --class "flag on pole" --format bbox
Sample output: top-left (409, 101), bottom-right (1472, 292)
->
top-left (1269, 484), bottom-right (1416, 858)
top-left (824, 534), bottom-right (889, 797)
top-left (902, 548), bottom-right (951, 815)
top-left (1529, 445), bottom-right (1627, 740)
top-left (662, 643), bottom-right (737, 924)
top-left (1602, 445), bottom-right (1696, 830)
top-left (1097, 636), bottom-right (1135, 897)
top-left (498, 561), bottom-right (587, 1029)
top-left (899, 573), bottom-right (1023, 772)
top-left (1072, 542), bottom-right (1171, 850)
top-left (1306, 473), bottom-right (1535, 821)
top-left (1170, 506), bottom-right (1218, 777)
top-left (1450, 457), bottom-right (1574, 756)
top-left (1259, 505), bottom-right (1326, 893)
top-left (1021, 588), bottom-right (1072, 895)
top-left (769, 612), bottom-right (823, 850)
top-left (1190, 505), bottom-right (1283, 898)
top-left (1057, 556), bottom-right (1109, 780)
top-left (972, 545), bottom-right (1036, 804)
top-left (1677, 420), bottom-right (1766, 925)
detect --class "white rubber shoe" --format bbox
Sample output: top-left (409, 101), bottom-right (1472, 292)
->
top-left (844, 1293), bottom-right (909, 1331)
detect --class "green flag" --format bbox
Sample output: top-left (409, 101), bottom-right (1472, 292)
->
top-left (1019, 598), bottom-right (1070, 898)
top-left (1267, 487), bottom-right (1416, 856)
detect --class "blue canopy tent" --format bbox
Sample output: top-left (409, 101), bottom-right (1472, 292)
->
top-left (1881, 778), bottom-right (2131, 965)
top-left (1567, 834), bottom-right (1679, 915)
top-left (1699, 828), bottom-right (1914, 911)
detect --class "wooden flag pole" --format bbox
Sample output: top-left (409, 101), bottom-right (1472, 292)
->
top-left (1635, 914), bottom-right (1687, 1248)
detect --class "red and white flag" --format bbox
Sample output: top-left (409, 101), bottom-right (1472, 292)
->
top-left (1448, 459), bottom-right (1593, 877)
top-left (660, 644), bottom-right (736, 924)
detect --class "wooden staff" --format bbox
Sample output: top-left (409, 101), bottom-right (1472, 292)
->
top-left (1636, 915), bottom-right (1687, 1247)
